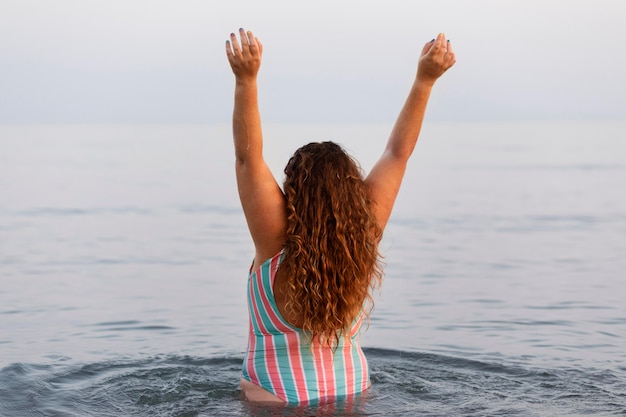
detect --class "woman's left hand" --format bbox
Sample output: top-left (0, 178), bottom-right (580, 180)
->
top-left (226, 28), bottom-right (263, 82)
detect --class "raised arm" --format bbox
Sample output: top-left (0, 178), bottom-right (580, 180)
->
top-left (365, 33), bottom-right (456, 230)
top-left (226, 28), bottom-right (286, 267)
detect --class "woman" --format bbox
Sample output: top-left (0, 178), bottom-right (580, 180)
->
top-left (225, 28), bottom-right (455, 404)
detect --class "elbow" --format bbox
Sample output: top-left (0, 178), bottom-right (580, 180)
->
top-left (234, 145), bottom-right (250, 165)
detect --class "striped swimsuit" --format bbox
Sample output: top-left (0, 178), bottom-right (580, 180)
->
top-left (242, 250), bottom-right (370, 404)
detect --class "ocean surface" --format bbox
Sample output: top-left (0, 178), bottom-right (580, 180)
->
top-left (1, 121), bottom-right (625, 416)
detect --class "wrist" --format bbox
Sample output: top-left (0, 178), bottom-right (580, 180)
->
top-left (235, 77), bottom-right (258, 87)
top-left (412, 78), bottom-right (435, 92)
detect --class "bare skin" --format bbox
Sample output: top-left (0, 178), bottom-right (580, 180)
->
top-left (226, 28), bottom-right (456, 403)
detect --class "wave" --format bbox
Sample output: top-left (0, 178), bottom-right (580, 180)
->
top-left (1, 348), bottom-right (624, 416)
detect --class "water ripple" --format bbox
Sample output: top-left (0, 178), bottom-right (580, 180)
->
top-left (13, 206), bottom-right (153, 217)
top-left (1, 349), bottom-right (624, 416)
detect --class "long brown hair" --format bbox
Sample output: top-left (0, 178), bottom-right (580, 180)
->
top-left (281, 141), bottom-right (383, 346)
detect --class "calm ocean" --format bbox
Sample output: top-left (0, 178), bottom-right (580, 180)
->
top-left (1, 121), bottom-right (625, 416)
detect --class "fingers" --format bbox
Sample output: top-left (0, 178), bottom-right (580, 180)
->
top-left (429, 33), bottom-right (447, 56)
top-left (421, 39), bottom-right (435, 56)
top-left (226, 31), bottom-right (241, 61)
top-left (225, 38), bottom-right (234, 64)
top-left (427, 32), bottom-right (456, 68)
top-left (445, 40), bottom-right (456, 68)
top-left (225, 28), bottom-right (263, 79)
top-left (239, 28), bottom-right (251, 56)
top-left (226, 28), bottom-right (261, 60)
top-left (226, 29), bottom-right (250, 57)
top-left (246, 29), bottom-right (261, 57)
top-left (416, 32), bottom-right (456, 83)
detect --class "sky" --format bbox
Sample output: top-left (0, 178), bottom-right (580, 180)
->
top-left (1, 0), bottom-right (624, 124)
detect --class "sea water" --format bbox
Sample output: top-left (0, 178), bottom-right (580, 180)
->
top-left (0, 122), bottom-right (625, 416)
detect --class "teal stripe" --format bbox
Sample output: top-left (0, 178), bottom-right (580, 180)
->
top-left (333, 338), bottom-right (347, 398)
top-left (248, 275), bottom-right (274, 393)
top-left (300, 343), bottom-right (317, 402)
top-left (351, 342), bottom-right (363, 394)
top-left (258, 259), bottom-right (299, 400)
top-left (242, 277), bottom-right (252, 382)
top-left (248, 275), bottom-right (264, 333)
top-left (256, 261), bottom-right (277, 332)
top-left (274, 334), bottom-right (298, 401)
top-left (241, 350), bottom-right (250, 380)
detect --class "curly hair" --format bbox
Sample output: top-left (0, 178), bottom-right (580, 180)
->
top-left (281, 141), bottom-right (383, 347)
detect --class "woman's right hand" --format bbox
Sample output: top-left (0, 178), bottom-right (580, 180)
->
top-left (416, 33), bottom-right (456, 85)
top-left (225, 28), bottom-right (263, 82)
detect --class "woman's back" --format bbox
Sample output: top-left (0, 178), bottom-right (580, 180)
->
top-left (242, 251), bottom-right (369, 404)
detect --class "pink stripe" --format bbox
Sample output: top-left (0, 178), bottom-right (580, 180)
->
top-left (246, 275), bottom-right (265, 387)
top-left (253, 255), bottom-right (291, 333)
top-left (342, 336), bottom-right (355, 395)
top-left (263, 255), bottom-right (294, 332)
top-left (261, 330), bottom-right (285, 399)
top-left (325, 344), bottom-right (336, 398)
top-left (350, 314), bottom-right (363, 337)
top-left (246, 321), bottom-right (259, 384)
top-left (246, 278), bottom-right (260, 385)
top-left (313, 340), bottom-right (325, 397)
top-left (285, 331), bottom-right (306, 402)
top-left (253, 254), bottom-right (306, 401)
top-left (257, 257), bottom-right (291, 399)
top-left (313, 341), bottom-right (336, 398)
top-left (250, 254), bottom-right (280, 317)
top-left (248, 271), bottom-right (287, 400)
top-left (350, 314), bottom-right (368, 391)
top-left (264, 255), bottom-right (303, 402)
top-left (359, 346), bottom-right (368, 391)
